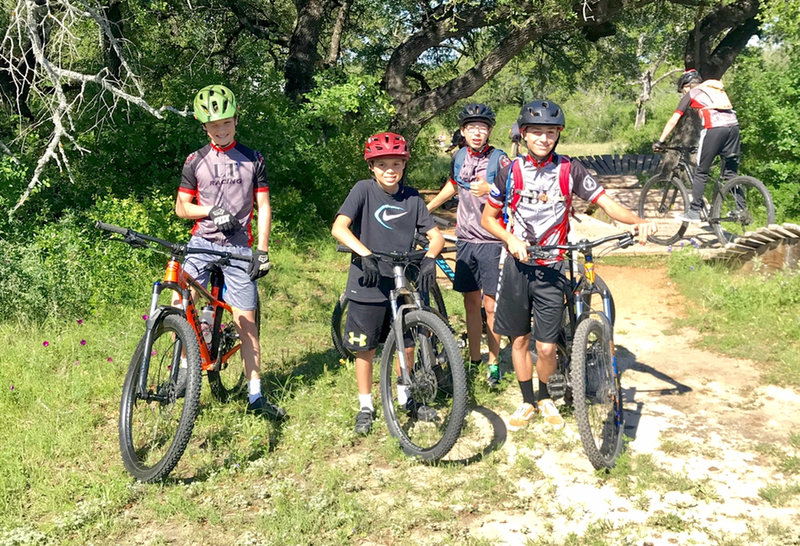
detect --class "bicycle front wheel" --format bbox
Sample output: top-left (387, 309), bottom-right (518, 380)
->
top-left (380, 310), bottom-right (467, 461)
top-left (119, 314), bottom-right (202, 482)
top-left (637, 174), bottom-right (689, 245)
top-left (207, 298), bottom-right (258, 402)
top-left (571, 317), bottom-right (623, 470)
top-left (710, 175), bottom-right (775, 245)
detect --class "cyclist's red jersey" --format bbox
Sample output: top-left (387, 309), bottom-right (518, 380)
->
top-left (675, 88), bottom-right (738, 130)
top-left (179, 141), bottom-right (268, 247)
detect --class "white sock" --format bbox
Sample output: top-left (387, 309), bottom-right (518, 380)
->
top-left (397, 384), bottom-right (409, 406)
top-left (248, 379), bottom-right (262, 404)
top-left (358, 393), bottom-right (373, 411)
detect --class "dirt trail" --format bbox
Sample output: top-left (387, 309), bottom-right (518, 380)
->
top-left (470, 264), bottom-right (800, 544)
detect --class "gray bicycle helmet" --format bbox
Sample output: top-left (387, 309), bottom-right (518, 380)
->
top-left (677, 69), bottom-right (702, 92)
top-left (517, 100), bottom-right (565, 128)
top-left (458, 103), bottom-right (496, 127)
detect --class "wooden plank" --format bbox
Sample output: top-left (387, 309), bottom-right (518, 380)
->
top-left (754, 227), bottom-right (782, 242)
top-left (594, 155), bottom-right (610, 176)
top-left (768, 225), bottom-right (799, 239)
top-left (780, 223), bottom-right (800, 237)
top-left (724, 241), bottom-right (756, 253)
top-left (601, 155), bottom-right (613, 176)
top-left (733, 236), bottom-right (764, 249)
top-left (746, 232), bottom-right (778, 245)
top-left (622, 155), bottom-right (631, 174)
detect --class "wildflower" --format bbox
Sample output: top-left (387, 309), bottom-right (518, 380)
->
top-left (80, 340), bottom-right (87, 346)
top-left (151, 350), bottom-right (158, 357)
top-left (142, 314), bottom-right (148, 321)
top-left (689, 266), bottom-right (695, 271)
top-left (77, 319), bottom-right (83, 325)
top-left (10, 385), bottom-right (14, 391)
top-left (43, 341), bottom-right (49, 347)
top-left (74, 360), bottom-right (79, 366)
top-left (107, 357), bottom-right (113, 363)
top-left (667, 245), bottom-right (673, 253)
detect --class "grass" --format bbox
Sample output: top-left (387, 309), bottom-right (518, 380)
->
top-left (1, 240), bottom-right (798, 544)
top-left (666, 247), bottom-right (800, 387)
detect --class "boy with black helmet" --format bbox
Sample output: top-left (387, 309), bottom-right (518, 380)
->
top-left (653, 69), bottom-right (740, 222)
top-left (176, 84), bottom-right (285, 420)
top-left (427, 102), bottom-right (510, 388)
top-left (332, 132), bottom-right (445, 436)
top-left (481, 100), bottom-right (655, 431)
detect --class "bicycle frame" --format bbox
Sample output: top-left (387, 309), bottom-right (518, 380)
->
top-left (385, 257), bottom-right (429, 388)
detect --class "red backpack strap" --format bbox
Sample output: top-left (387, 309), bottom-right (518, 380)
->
top-left (558, 155), bottom-right (572, 235)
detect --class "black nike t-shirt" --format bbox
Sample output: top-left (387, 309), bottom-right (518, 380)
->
top-left (336, 178), bottom-right (436, 302)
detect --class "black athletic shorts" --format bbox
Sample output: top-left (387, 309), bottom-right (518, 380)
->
top-left (493, 255), bottom-right (568, 343)
top-left (343, 299), bottom-right (413, 352)
top-left (453, 240), bottom-right (502, 296)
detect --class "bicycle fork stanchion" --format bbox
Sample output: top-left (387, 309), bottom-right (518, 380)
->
top-left (389, 263), bottom-right (421, 387)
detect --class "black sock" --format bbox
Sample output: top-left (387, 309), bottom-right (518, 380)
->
top-left (538, 379), bottom-right (550, 402)
top-left (519, 379), bottom-right (536, 405)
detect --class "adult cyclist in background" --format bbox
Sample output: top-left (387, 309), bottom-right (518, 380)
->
top-left (426, 103), bottom-right (510, 388)
top-left (653, 69), bottom-right (740, 222)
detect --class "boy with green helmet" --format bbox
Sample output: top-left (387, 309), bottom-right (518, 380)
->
top-left (175, 84), bottom-right (285, 420)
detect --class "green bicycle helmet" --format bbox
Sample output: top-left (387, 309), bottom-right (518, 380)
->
top-left (193, 84), bottom-right (238, 123)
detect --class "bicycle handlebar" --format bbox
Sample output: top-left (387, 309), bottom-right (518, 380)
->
top-left (525, 232), bottom-right (635, 259)
top-left (336, 245), bottom-right (428, 264)
top-left (96, 221), bottom-right (251, 262)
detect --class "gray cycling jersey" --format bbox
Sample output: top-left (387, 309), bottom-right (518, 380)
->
top-left (179, 141), bottom-right (268, 247)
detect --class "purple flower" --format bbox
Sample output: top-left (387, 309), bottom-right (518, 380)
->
top-left (74, 360), bottom-right (79, 366)
top-left (9, 385), bottom-right (14, 391)
top-left (667, 245), bottom-right (673, 253)
top-left (151, 349), bottom-right (157, 357)
top-left (689, 266), bottom-right (695, 271)
top-left (77, 319), bottom-right (83, 325)
top-left (43, 341), bottom-right (49, 347)
top-left (80, 340), bottom-right (86, 346)
top-left (107, 357), bottom-right (113, 363)
top-left (142, 314), bottom-right (148, 321)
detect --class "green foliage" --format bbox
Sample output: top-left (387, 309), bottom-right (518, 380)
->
top-left (728, 46), bottom-right (800, 221)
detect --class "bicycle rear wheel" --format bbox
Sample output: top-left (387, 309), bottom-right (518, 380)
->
top-left (207, 299), bottom-right (257, 402)
top-left (637, 174), bottom-right (689, 245)
top-left (380, 310), bottom-right (467, 461)
top-left (710, 175), bottom-right (776, 245)
top-left (571, 317), bottom-right (623, 470)
top-left (332, 285), bottom-right (447, 361)
top-left (119, 314), bottom-right (202, 482)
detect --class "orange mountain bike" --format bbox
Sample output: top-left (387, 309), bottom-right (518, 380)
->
top-left (97, 222), bottom-right (255, 482)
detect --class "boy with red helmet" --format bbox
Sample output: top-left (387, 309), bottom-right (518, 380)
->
top-left (481, 100), bottom-right (655, 432)
top-left (331, 132), bottom-right (445, 435)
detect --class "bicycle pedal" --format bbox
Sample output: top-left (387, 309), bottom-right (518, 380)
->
top-left (547, 373), bottom-right (568, 400)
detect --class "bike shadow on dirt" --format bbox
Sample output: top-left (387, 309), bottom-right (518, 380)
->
top-left (615, 344), bottom-right (692, 441)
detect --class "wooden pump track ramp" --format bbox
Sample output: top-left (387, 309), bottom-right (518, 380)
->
top-left (713, 223), bottom-right (800, 271)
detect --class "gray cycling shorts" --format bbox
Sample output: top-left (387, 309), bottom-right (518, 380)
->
top-left (183, 236), bottom-right (257, 311)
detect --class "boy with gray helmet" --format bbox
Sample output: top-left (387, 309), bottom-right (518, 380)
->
top-left (481, 100), bottom-right (655, 431)
top-left (427, 102), bottom-right (510, 388)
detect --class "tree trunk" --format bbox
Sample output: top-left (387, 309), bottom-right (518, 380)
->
top-left (284, 0), bottom-right (329, 101)
top-left (324, 0), bottom-right (351, 67)
top-left (102, 1), bottom-right (124, 80)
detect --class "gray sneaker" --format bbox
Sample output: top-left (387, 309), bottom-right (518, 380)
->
top-left (678, 209), bottom-right (702, 223)
top-left (354, 407), bottom-right (374, 435)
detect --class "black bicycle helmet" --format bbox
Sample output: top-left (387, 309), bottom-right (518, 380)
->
top-left (458, 103), bottom-right (496, 127)
top-left (677, 69), bottom-right (702, 92)
top-left (517, 100), bottom-right (565, 128)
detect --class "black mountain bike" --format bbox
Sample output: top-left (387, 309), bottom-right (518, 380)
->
top-left (527, 232), bottom-right (632, 470)
top-left (337, 247), bottom-right (467, 461)
top-left (638, 146), bottom-right (775, 245)
top-left (331, 234), bottom-right (456, 361)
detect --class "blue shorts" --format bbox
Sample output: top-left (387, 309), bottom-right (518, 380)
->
top-left (453, 241), bottom-right (502, 297)
top-left (183, 236), bottom-right (257, 311)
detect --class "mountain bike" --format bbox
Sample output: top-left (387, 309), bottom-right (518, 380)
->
top-left (331, 234), bottom-right (456, 361)
top-left (97, 222), bottom-right (256, 482)
top-left (638, 146), bottom-right (775, 245)
top-left (527, 232), bottom-right (632, 469)
top-left (337, 246), bottom-right (468, 461)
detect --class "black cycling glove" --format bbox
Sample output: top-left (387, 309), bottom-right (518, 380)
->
top-left (418, 256), bottom-right (436, 293)
top-left (209, 206), bottom-right (237, 235)
top-left (248, 249), bottom-right (271, 281)
top-left (361, 254), bottom-right (380, 287)
top-left (652, 141), bottom-right (666, 153)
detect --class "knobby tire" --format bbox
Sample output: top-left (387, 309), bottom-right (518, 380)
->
top-left (119, 314), bottom-right (202, 482)
top-left (637, 174), bottom-right (689, 245)
top-left (570, 316), bottom-right (623, 470)
top-left (379, 310), bottom-right (467, 461)
top-left (710, 175), bottom-right (776, 245)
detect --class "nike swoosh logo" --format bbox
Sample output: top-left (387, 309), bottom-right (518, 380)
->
top-left (381, 211), bottom-right (408, 222)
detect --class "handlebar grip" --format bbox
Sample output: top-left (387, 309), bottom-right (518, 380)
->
top-left (336, 245), bottom-right (351, 253)
top-left (95, 221), bottom-right (129, 236)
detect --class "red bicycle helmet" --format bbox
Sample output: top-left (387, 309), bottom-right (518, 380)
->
top-left (364, 132), bottom-right (410, 161)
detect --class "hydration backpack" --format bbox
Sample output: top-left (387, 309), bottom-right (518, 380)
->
top-left (452, 146), bottom-right (506, 189)
top-left (696, 79), bottom-right (733, 110)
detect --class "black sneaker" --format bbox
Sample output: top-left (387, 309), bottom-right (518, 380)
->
top-left (246, 397), bottom-right (287, 421)
top-left (678, 209), bottom-right (702, 223)
top-left (405, 398), bottom-right (437, 422)
top-left (354, 407), bottom-right (374, 435)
